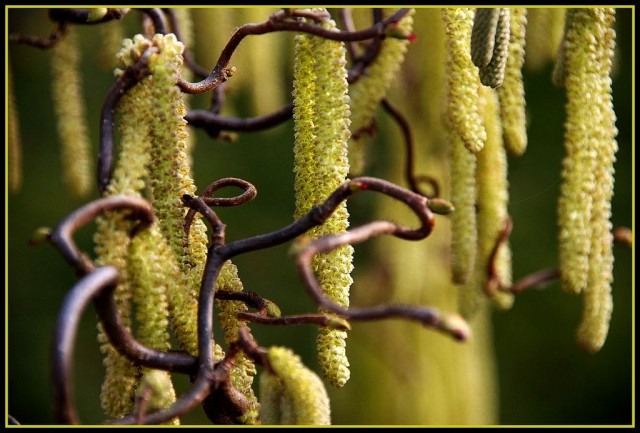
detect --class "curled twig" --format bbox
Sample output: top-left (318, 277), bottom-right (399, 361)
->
top-left (178, 8), bottom-right (412, 94)
top-left (183, 178), bottom-right (257, 242)
top-left (48, 8), bottom-right (130, 25)
top-left (137, 8), bottom-right (168, 35)
top-left (381, 99), bottom-right (441, 198)
top-left (48, 196), bottom-right (154, 276)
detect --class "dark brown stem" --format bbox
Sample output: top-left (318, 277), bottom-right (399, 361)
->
top-left (178, 8), bottom-right (412, 94)
top-left (162, 8), bottom-right (209, 78)
top-left (137, 8), bottom-right (168, 34)
top-left (52, 266), bottom-right (119, 425)
top-left (8, 21), bottom-right (67, 49)
top-left (48, 8), bottom-right (130, 24)
top-left (485, 216), bottom-right (513, 296)
top-left (98, 48), bottom-right (155, 193)
top-left (508, 268), bottom-right (561, 294)
top-left (236, 312), bottom-right (350, 331)
top-left (185, 104), bottom-right (294, 136)
top-left (381, 98), bottom-right (440, 198)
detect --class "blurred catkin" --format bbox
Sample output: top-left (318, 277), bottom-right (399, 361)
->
top-left (525, 8), bottom-right (566, 71)
top-left (8, 58), bottom-right (23, 193)
top-left (51, 26), bottom-right (92, 198)
top-left (348, 8), bottom-right (414, 175)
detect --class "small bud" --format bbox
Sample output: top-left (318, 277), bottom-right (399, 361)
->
top-left (428, 198), bottom-right (455, 215)
top-left (29, 227), bottom-right (51, 246)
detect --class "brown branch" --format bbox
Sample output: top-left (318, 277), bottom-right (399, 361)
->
top-left (381, 98), bottom-right (441, 198)
top-left (185, 104), bottom-right (294, 136)
top-left (8, 21), bottom-right (67, 49)
top-left (178, 8), bottom-right (412, 94)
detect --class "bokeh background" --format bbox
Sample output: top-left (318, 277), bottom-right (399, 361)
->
top-left (7, 7), bottom-right (633, 426)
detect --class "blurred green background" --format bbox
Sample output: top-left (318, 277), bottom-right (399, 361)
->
top-left (7, 7), bottom-right (633, 426)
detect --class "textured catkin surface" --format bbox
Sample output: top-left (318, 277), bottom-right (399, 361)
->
top-left (292, 12), bottom-right (354, 389)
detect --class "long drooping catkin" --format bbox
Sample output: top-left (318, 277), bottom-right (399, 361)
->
top-left (498, 8), bottom-right (528, 156)
top-left (572, 8), bottom-right (617, 353)
top-left (292, 11), bottom-right (353, 389)
top-left (557, 9), bottom-right (617, 303)
top-left (442, 8), bottom-right (487, 153)
top-left (525, 8), bottom-right (566, 71)
top-left (51, 26), bottom-right (92, 198)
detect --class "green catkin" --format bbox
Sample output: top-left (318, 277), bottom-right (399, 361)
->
top-left (476, 86), bottom-right (514, 311)
top-left (8, 58), bottom-right (22, 193)
top-left (557, 9), bottom-right (616, 296)
top-left (292, 11), bottom-right (354, 389)
top-left (140, 33), bottom-right (258, 417)
top-left (93, 37), bottom-right (160, 417)
top-left (471, 8), bottom-right (501, 69)
top-left (129, 227), bottom-right (179, 424)
top-left (347, 8), bottom-right (415, 175)
top-left (574, 8), bottom-right (617, 353)
top-left (260, 347), bottom-right (331, 425)
top-left (525, 8), bottom-right (566, 72)
top-left (51, 26), bottom-right (92, 198)
top-left (498, 8), bottom-right (528, 156)
top-left (442, 8), bottom-right (487, 154)
top-left (472, 8), bottom-right (511, 89)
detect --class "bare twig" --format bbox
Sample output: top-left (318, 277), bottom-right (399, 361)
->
top-left (178, 8), bottom-right (412, 94)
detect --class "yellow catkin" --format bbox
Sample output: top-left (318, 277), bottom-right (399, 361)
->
top-left (129, 227), bottom-right (179, 424)
top-left (51, 26), bottom-right (92, 198)
top-left (576, 8), bottom-right (617, 353)
top-left (261, 347), bottom-right (331, 425)
top-left (558, 9), bottom-right (616, 296)
top-left (476, 86), bottom-right (514, 311)
top-left (498, 8), bottom-right (528, 156)
top-left (448, 118), bottom-right (477, 286)
top-left (8, 58), bottom-right (23, 193)
top-left (292, 11), bottom-right (354, 388)
top-left (347, 8), bottom-right (415, 175)
top-left (525, 8), bottom-right (566, 71)
top-left (442, 8), bottom-right (487, 153)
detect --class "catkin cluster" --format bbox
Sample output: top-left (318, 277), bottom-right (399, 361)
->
top-left (292, 10), bottom-right (354, 389)
top-left (556, 8), bottom-right (617, 353)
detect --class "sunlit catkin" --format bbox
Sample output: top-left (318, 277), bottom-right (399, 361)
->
top-left (51, 26), bottom-right (92, 197)
top-left (442, 8), bottom-right (487, 153)
top-left (135, 370), bottom-right (179, 425)
top-left (574, 8), bottom-right (617, 353)
top-left (8, 58), bottom-right (22, 193)
top-left (260, 347), bottom-right (331, 425)
top-left (558, 9), bottom-right (617, 300)
top-left (348, 8), bottom-right (414, 175)
top-left (498, 8), bottom-right (528, 156)
top-left (292, 12), bottom-right (354, 388)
